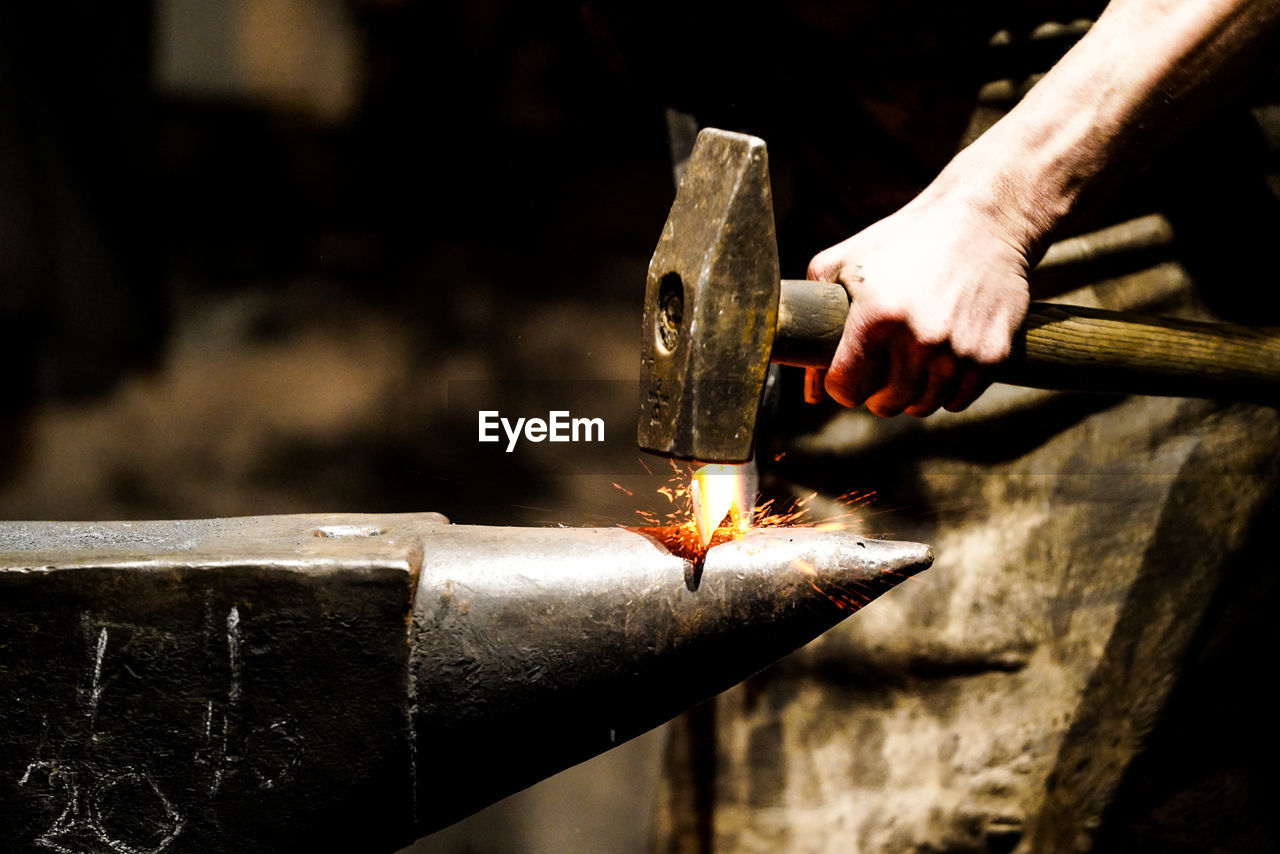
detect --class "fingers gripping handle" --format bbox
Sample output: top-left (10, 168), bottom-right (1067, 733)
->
top-left (773, 279), bottom-right (1280, 404)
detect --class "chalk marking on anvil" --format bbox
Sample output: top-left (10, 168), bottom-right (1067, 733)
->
top-left (227, 605), bottom-right (242, 704)
top-left (18, 604), bottom-right (303, 851)
top-left (87, 627), bottom-right (108, 730)
top-left (245, 719), bottom-right (305, 789)
top-left (19, 713), bottom-right (55, 784)
top-left (17, 621), bottom-right (189, 854)
top-left (21, 760), bottom-right (79, 852)
top-left (202, 697), bottom-right (232, 797)
top-left (26, 765), bottom-right (186, 854)
top-left (204, 605), bottom-right (248, 795)
top-left (86, 768), bottom-right (186, 854)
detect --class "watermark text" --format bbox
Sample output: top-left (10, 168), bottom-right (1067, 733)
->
top-left (478, 410), bottom-right (605, 452)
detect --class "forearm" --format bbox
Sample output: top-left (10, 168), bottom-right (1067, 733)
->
top-left (810, 0), bottom-right (1280, 415)
top-left (926, 0), bottom-right (1280, 256)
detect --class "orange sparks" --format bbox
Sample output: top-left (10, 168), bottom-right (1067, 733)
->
top-left (623, 462), bottom-right (883, 602)
top-left (633, 460), bottom-right (874, 547)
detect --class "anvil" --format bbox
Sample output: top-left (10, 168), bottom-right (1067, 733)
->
top-left (0, 512), bottom-right (931, 852)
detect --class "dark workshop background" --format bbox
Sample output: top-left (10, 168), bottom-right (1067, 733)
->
top-left (13, 3), bottom-right (1280, 853)
top-left (1, 1), bottom-right (675, 851)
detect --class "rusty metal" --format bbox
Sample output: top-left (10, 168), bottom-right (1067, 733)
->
top-left (638, 128), bottom-right (780, 463)
top-left (0, 513), bottom-right (932, 852)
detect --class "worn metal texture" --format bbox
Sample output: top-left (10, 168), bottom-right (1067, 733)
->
top-left (638, 127), bottom-right (781, 463)
top-left (0, 515), bottom-right (931, 851)
top-left (0, 512), bottom-right (435, 854)
top-left (411, 525), bottom-right (931, 833)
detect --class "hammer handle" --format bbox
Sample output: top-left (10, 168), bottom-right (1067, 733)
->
top-left (773, 279), bottom-right (1280, 404)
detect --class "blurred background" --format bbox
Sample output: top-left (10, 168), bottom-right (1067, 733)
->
top-left (10, 4), bottom-right (1280, 853)
top-left (1, 1), bottom-right (679, 850)
top-left (0, 0), bottom-right (685, 523)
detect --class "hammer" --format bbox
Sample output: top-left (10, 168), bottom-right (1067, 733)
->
top-left (638, 128), bottom-right (1280, 463)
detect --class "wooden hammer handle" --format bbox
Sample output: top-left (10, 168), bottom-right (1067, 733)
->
top-left (773, 279), bottom-right (1280, 404)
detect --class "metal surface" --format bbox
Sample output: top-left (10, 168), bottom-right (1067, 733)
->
top-left (0, 513), bottom-right (931, 851)
top-left (638, 128), bottom-right (780, 463)
top-left (0, 513), bottom-right (430, 854)
top-left (412, 523), bottom-right (930, 831)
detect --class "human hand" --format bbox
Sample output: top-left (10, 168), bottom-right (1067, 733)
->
top-left (805, 191), bottom-right (1033, 416)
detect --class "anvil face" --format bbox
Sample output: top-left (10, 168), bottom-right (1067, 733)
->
top-left (0, 514), bottom-right (425, 854)
top-left (638, 129), bottom-right (781, 463)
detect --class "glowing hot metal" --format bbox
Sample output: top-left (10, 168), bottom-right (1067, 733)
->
top-left (690, 463), bottom-right (753, 547)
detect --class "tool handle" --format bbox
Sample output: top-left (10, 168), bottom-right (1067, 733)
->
top-left (773, 279), bottom-right (1280, 404)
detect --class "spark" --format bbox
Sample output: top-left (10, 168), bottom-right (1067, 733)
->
top-left (628, 459), bottom-right (876, 562)
top-left (622, 461), bottom-right (897, 607)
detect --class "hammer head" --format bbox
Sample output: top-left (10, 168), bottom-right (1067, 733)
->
top-left (638, 129), bottom-right (780, 463)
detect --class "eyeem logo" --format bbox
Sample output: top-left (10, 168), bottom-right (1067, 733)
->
top-left (478, 410), bottom-right (605, 452)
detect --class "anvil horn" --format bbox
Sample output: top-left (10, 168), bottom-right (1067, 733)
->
top-left (412, 523), bottom-right (932, 831)
top-left (0, 513), bottom-right (930, 851)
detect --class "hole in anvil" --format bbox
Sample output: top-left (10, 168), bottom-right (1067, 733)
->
top-left (630, 525), bottom-right (737, 592)
top-left (314, 524), bottom-right (387, 538)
